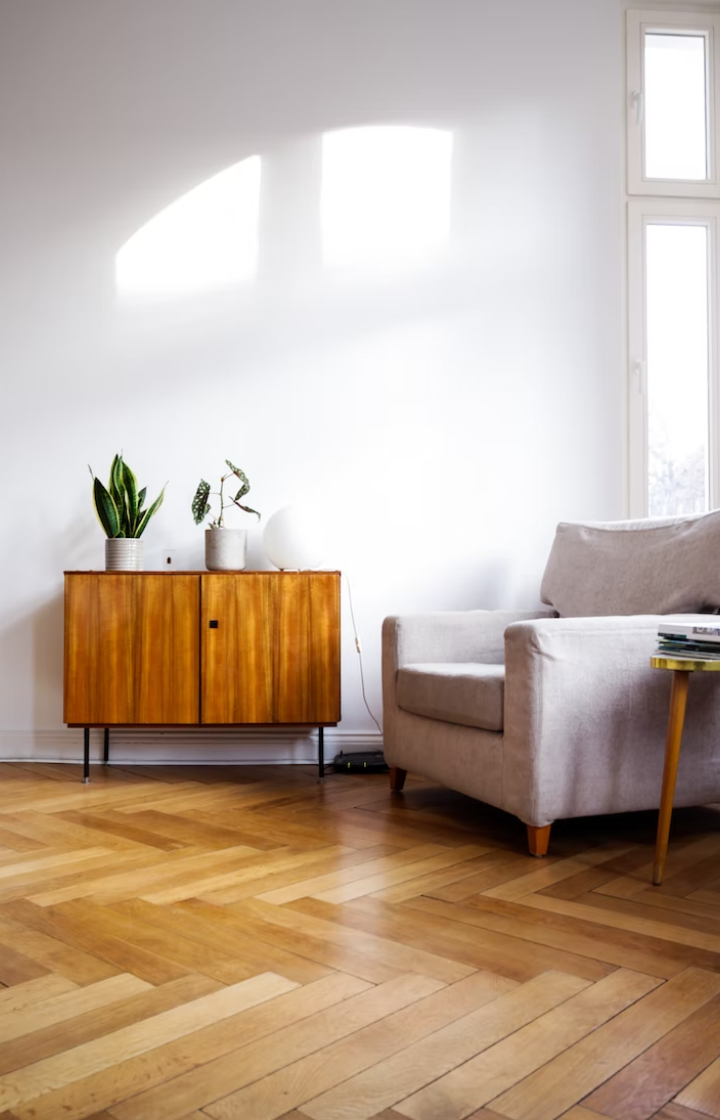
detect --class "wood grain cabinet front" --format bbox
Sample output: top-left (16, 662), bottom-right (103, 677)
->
top-left (64, 570), bottom-right (341, 741)
top-left (64, 573), bottom-right (201, 726)
top-left (201, 571), bottom-right (341, 725)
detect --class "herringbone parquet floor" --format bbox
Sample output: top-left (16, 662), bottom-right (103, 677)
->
top-left (1, 761), bottom-right (720, 1120)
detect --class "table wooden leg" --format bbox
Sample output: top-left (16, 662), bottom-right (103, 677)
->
top-left (653, 669), bottom-right (690, 886)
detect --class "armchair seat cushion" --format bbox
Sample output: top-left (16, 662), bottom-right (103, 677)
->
top-left (397, 663), bottom-right (505, 731)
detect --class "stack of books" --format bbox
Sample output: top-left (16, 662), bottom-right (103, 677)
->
top-left (657, 619), bottom-right (720, 660)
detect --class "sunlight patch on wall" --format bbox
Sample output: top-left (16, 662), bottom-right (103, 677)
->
top-left (321, 126), bottom-right (453, 269)
top-left (116, 157), bottom-right (261, 296)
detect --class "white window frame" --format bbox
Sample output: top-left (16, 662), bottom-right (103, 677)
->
top-left (627, 199), bottom-right (720, 516)
top-left (627, 9), bottom-right (720, 198)
top-left (626, 9), bottom-right (720, 517)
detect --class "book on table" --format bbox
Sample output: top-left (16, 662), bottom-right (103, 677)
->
top-left (656, 617), bottom-right (720, 659)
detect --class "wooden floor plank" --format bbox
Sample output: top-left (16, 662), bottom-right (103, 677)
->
top-left (202, 845), bottom-right (401, 904)
top-left (0, 972), bottom-right (298, 1115)
top-left (517, 892), bottom-right (720, 958)
top-left (406, 896), bottom-right (683, 979)
top-left (583, 991), bottom-right (720, 1119)
top-left (113, 896), bottom-right (335, 984)
top-left (40, 897), bottom-right (276, 986)
top-left (293, 896), bottom-right (613, 984)
top-left (11, 974), bottom-right (369, 1120)
top-left (481, 847), bottom-right (632, 902)
top-left (0, 974), bottom-right (223, 1078)
top-left (0, 974), bottom-right (78, 1013)
top-left (257, 846), bottom-right (454, 906)
top-left (109, 974), bottom-right (442, 1120)
top-left (462, 895), bottom-right (713, 977)
top-left (313, 846), bottom-right (491, 904)
top-left (0, 910), bottom-right (121, 986)
top-left (486, 967), bottom-right (720, 1120)
top-left (386, 969), bottom-right (657, 1120)
top-left (0, 899), bottom-right (193, 986)
top-left (160, 896), bottom-right (399, 984)
top-left (655, 1103), bottom-right (720, 1120)
top-left (26, 850), bottom-right (175, 908)
top-left (675, 1056), bottom-right (720, 1117)
top-left (236, 897), bottom-right (474, 984)
top-left (199, 972), bottom-right (516, 1120)
top-left (0, 763), bottom-right (719, 1120)
top-left (0, 973), bottom-right (150, 1043)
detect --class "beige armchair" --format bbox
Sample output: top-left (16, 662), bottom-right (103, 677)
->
top-left (382, 512), bottom-right (720, 855)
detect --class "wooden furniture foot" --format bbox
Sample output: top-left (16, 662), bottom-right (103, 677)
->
top-left (653, 668), bottom-right (691, 886)
top-left (527, 823), bottom-right (552, 856)
top-left (390, 767), bottom-right (407, 793)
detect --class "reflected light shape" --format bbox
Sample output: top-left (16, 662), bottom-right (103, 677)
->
top-left (116, 156), bottom-right (261, 295)
top-left (321, 126), bottom-right (453, 268)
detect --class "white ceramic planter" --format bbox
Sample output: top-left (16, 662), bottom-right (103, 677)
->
top-left (105, 539), bottom-right (144, 571)
top-left (205, 528), bottom-right (247, 571)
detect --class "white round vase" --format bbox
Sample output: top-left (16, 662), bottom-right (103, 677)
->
top-left (205, 528), bottom-right (247, 571)
top-left (105, 539), bottom-right (144, 571)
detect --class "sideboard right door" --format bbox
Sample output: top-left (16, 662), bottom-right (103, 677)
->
top-left (200, 572), bottom-right (341, 725)
top-left (274, 572), bottom-right (341, 724)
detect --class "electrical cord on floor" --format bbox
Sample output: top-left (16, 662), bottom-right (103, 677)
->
top-left (344, 572), bottom-right (383, 735)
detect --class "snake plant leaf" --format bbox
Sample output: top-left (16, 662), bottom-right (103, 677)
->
top-left (93, 477), bottom-right (121, 538)
top-left (231, 497), bottom-right (261, 520)
top-left (121, 459), bottom-right (139, 535)
top-left (109, 454), bottom-right (124, 510)
top-left (135, 484), bottom-right (167, 538)
top-left (192, 480), bottom-right (212, 525)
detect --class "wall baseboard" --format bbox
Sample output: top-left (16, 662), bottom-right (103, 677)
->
top-left (0, 728), bottom-right (384, 765)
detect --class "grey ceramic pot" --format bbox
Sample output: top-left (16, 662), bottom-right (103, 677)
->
top-left (205, 528), bottom-right (247, 571)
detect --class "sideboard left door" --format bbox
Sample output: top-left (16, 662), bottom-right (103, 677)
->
top-left (64, 573), bottom-right (200, 725)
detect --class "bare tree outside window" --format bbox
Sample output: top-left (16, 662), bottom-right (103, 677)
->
top-left (648, 420), bottom-right (707, 515)
top-left (645, 222), bottom-right (709, 516)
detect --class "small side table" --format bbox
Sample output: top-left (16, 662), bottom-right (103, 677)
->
top-left (651, 653), bottom-right (720, 885)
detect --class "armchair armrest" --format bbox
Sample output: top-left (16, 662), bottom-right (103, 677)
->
top-left (381, 610), bottom-right (555, 751)
top-left (502, 614), bottom-right (671, 825)
top-left (383, 610), bottom-right (557, 670)
top-left (504, 614), bottom-right (663, 692)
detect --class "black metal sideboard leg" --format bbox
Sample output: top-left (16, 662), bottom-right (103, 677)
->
top-left (83, 728), bottom-right (90, 784)
top-left (104, 728), bottom-right (110, 764)
top-left (318, 726), bottom-right (324, 781)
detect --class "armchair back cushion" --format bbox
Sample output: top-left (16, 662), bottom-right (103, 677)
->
top-left (540, 511), bottom-right (720, 617)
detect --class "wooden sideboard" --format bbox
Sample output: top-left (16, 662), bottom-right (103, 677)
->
top-left (64, 571), bottom-right (341, 781)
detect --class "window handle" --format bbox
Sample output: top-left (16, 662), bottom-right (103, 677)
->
top-left (631, 359), bottom-right (645, 395)
top-left (630, 90), bottom-right (644, 127)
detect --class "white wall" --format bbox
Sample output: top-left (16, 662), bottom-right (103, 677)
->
top-left (0, 0), bottom-right (625, 762)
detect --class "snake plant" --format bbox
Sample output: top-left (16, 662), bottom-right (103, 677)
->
top-left (90, 454), bottom-right (167, 538)
top-left (192, 459), bottom-right (260, 528)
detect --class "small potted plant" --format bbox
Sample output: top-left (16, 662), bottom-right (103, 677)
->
top-left (192, 459), bottom-right (261, 571)
top-left (90, 454), bottom-right (167, 570)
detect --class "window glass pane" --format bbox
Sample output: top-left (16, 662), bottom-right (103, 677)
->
top-left (646, 223), bottom-right (709, 516)
top-left (645, 32), bottom-right (708, 180)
